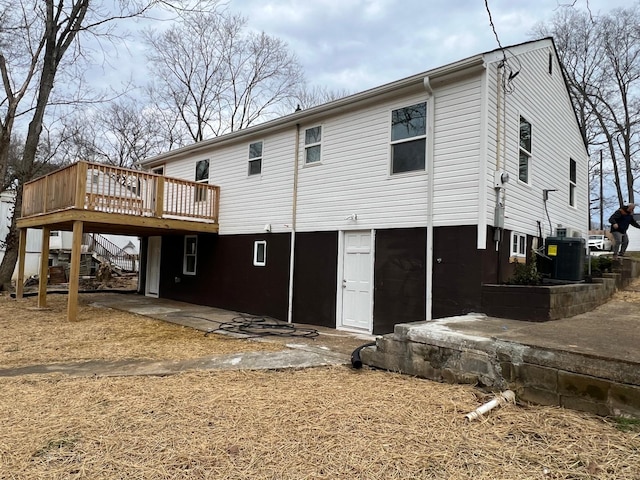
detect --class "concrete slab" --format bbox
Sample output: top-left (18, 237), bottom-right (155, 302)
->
top-left (360, 282), bottom-right (640, 418)
top-left (0, 349), bottom-right (347, 378)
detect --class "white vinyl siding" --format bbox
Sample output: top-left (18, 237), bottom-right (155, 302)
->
top-left (484, 44), bottom-right (589, 240)
top-left (164, 131), bottom-right (294, 236)
top-left (431, 75), bottom-right (483, 227)
top-left (155, 40), bottom-right (588, 242)
top-left (295, 92), bottom-right (430, 232)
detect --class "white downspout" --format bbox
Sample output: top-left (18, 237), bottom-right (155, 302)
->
top-left (477, 64), bottom-right (490, 249)
top-left (424, 76), bottom-right (435, 322)
top-left (287, 124), bottom-right (301, 324)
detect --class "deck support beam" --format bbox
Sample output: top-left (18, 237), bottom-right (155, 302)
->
top-left (16, 229), bottom-right (27, 299)
top-left (37, 227), bottom-right (50, 307)
top-left (67, 220), bottom-right (84, 321)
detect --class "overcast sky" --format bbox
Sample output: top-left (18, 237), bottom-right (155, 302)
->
top-left (219, 0), bottom-right (633, 94)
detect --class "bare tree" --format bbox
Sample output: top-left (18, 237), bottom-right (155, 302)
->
top-left (144, 9), bottom-right (304, 141)
top-left (533, 4), bottom-right (640, 210)
top-left (0, 0), bottom-right (211, 290)
top-left (54, 98), bottom-right (166, 168)
top-left (278, 84), bottom-right (351, 115)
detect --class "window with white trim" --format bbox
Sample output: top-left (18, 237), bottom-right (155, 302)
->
top-left (195, 159), bottom-right (209, 202)
top-left (183, 235), bottom-right (197, 275)
top-left (253, 240), bottom-right (266, 267)
top-left (390, 102), bottom-right (427, 174)
top-left (569, 158), bottom-right (577, 207)
top-left (248, 141), bottom-right (263, 176)
top-left (304, 126), bottom-right (322, 164)
top-left (510, 232), bottom-right (527, 258)
top-left (519, 117), bottom-right (531, 184)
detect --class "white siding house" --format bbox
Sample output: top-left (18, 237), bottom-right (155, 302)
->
top-left (140, 38), bottom-right (589, 335)
top-left (0, 191), bottom-right (41, 279)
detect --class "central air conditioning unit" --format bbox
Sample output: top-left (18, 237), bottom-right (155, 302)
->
top-left (555, 227), bottom-right (582, 238)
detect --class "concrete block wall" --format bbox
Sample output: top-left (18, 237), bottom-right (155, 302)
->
top-left (482, 257), bottom-right (640, 322)
top-left (361, 321), bottom-right (640, 418)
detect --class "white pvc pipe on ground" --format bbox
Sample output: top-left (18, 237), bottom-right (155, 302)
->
top-left (465, 390), bottom-right (516, 421)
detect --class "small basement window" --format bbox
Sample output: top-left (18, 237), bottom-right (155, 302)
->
top-left (253, 240), bottom-right (266, 267)
top-left (510, 231), bottom-right (526, 262)
top-left (183, 235), bottom-right (197, 275)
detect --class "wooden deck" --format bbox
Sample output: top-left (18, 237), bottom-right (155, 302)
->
top-left (18, 161), bottom-right (220, 235)
top-left (15, 161), bottom-right (221, 321)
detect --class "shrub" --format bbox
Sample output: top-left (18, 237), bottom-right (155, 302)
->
top-left (507, 261), bottom-right (542, 285)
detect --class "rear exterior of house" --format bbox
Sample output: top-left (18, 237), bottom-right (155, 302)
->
top-left (140, 38), bottom-right (589, 335)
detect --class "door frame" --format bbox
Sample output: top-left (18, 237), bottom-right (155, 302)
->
top-left (145, 236), bottom-right (161, 297)
top-left (336, 229), bottom-right (375, 333)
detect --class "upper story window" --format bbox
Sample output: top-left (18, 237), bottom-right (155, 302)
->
top-left (183, 235), bottom-right (197, 275)
top-left (304, 126), bottom-right (322, 164)
top-left (569, 158), bottom-right (577, 207)
top-left (248, 141), bottom-right (263, 176)
top-left (510, 231), bottom-right (526, 259)
top-left (195, 159), bottom-right (209, 202)
top-left (391, 102), bottom-right (427, 174)
top-left (519, 117), bottom-right (532, 184)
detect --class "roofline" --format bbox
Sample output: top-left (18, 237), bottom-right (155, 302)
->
top-left (141, 37), bottom-right (558, 166)
top-left (140, 53), bottom-right (487, 166)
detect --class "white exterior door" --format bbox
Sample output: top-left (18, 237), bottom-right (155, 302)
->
top-left (145, 236), bottom-right (161, 297)
top-left (340, 231), bottom-right (373, 332)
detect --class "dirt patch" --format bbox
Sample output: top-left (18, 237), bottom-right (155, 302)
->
top-left (1, 292), bottom-right (639, 479)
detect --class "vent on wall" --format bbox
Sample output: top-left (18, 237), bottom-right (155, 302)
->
top-left (554, 227), bottom-right (582, 238)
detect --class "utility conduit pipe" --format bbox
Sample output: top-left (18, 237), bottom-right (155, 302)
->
top-left (464, 390), bottom-right (515, 421)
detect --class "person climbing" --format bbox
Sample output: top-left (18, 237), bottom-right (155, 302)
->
top-left (609, 203), bottom-right (640, 259)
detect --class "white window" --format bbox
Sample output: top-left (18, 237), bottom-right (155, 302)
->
top-left (253, 240), bottom-right (266, 267)
top-left (304, 126), bottom-right (322, 164)
top-left (390, 102), bottom-right (427, 174)
top-left (510, 232), bottom-right (527, 258)
top-left (183, 235), bottom-right (197, 275)
top-left (248, 141), bottom-right (263, 175)
top-left (519, 117), bottom-right (531, 184)
top-left (195, 159), bottom-right (209, 202)
top-left (569, 158), bottom-right (577, 207)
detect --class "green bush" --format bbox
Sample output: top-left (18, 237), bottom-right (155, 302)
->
top-left (585, 256), bottom-right (613, 276)
top-left (507, 261), bottom-right (542, 285)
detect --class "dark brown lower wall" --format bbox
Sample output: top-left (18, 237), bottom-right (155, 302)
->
top-left (433, 225), bottom-right (486, 318)
top-left (292, 231), bottom-right (338, 328)
top-left (158, 233), bottom-right (290, 321)
top-left (374, 228), bottom-right (426, 335)
top-left (152, 225), bottom-right (523, 330)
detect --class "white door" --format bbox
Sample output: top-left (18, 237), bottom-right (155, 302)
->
top-left (145, 236), bottom-right (161, 297)
top-left (340, 231), bottom-right (373, 332)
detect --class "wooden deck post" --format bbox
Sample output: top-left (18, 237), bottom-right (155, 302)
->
top-left (16, 228), bottom-right (27, 299)
top-left (154, 176), bottom-right (165, 217)
top-left (37, 227), bottom-right (50, 308)
top-left (67, 220), bottom-right (84, 321)
top-left (75, 162), bottom-right (88, 209)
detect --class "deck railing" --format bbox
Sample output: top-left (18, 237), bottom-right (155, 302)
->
top-left (21, 161), bottom-right (219, 223)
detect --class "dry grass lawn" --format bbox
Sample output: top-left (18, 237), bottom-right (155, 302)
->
top-left (1, 293), bottom-right (640, 479)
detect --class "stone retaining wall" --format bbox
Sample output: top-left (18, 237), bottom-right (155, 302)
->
top-left (481, 258), bottom-right (640, 322)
